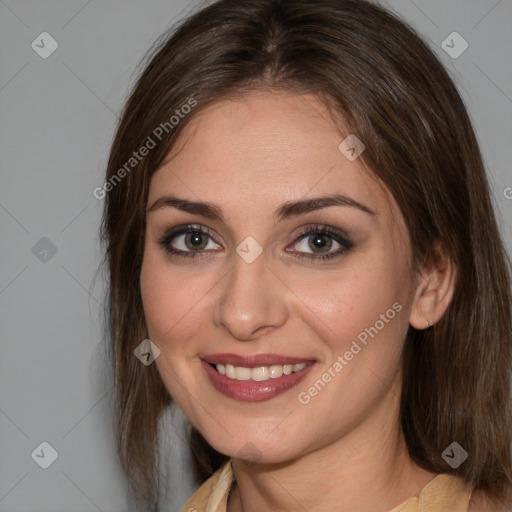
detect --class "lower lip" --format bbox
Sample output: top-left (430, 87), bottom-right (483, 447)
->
top-left (201, 360), bottom-right (316, 402)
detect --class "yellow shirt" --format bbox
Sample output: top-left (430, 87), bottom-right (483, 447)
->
top-left (180, 461), bottom-right (473, 512)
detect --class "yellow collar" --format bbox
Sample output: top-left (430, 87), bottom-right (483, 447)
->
top-left (180, 461), bottom-right (473, 512)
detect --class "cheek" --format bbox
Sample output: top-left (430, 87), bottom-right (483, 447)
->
top-left (140, 253), bottom-right (203, 343)
top-left (291, 268), bottom-right (408, 427)
top-left (139, 256), bottom-right (204, 403)
top-left (140, 277), bottom-right (188, 379)
top-left (140, 261), bottom-right (175, 340)
top-left (292, 256), bottom-right (407, 349)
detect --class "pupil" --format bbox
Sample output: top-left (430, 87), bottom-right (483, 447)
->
top-left (310, 234), bottom-right (331, 252)
top-left (187, 232), bottom-right (206, 249)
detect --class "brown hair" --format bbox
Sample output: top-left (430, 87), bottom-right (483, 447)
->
top-left (99, 0), bottom-right (512, 509)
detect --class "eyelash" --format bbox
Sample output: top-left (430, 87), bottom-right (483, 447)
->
top-left (157, 223), bottom-right (353, 262)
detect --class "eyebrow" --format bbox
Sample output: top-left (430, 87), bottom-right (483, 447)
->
top-left (146, 193), bottom-right (376, 222)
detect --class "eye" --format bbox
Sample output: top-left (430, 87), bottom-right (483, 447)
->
top-left (158, 224), bottom-right (221, 259)
top-left (287, 225), bottom-right (353, 261)
top-left (157, 223), bottom-right (353, 262)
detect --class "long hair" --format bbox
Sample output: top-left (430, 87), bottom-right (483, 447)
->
top-left (99, 0), bottom-right (512, 509)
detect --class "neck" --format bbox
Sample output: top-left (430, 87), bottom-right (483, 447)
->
top-left (228, 380), bottom-right (437, 512)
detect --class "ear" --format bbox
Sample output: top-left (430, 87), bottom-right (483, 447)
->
top-left (409, 239), bottom-right (457, 330)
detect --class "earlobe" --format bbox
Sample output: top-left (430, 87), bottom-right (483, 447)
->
top-left (409, 240), bottom-right (457, 330)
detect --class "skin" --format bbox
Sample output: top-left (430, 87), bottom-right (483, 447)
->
top-left (140, 90), bottom-right (463, 511)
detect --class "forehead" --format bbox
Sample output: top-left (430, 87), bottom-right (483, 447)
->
top-left (148, 91), bottom-right (394, 221)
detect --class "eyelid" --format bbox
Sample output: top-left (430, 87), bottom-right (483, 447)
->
top-left (163, 223), bottom-right (220, 242)
top-left (294, 224), bottom-right (351, 242)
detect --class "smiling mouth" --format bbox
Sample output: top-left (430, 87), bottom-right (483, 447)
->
top-left (200, 353), bottom-right (317, 401)
top-left (209, 362), bottom-right (310, 382)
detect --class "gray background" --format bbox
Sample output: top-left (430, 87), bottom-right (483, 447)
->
top-left (1, 1), bottom-right (511, 511)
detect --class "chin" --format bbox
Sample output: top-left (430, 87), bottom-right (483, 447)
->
top-left (199, 421), bottom-right (307, 466)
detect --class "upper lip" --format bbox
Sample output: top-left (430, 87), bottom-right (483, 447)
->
top-left (202, 353), bottom-right (315, 368)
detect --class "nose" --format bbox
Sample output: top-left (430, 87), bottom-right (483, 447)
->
top-left (212, 252), bottom-right (289, 341)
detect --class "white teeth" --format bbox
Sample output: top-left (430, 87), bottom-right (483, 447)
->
top-left (215, 362), bottom-right (309, 381)
top-left (235, 367), bottom-right (252, 380)
top-left (269, 365), bottom-right (283, 379)
top-left (252, 366), bottom-right (269, 381)
top-left (226, 364), bottom-right (236, 379)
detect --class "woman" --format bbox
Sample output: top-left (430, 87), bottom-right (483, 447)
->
top-left (100, 0), bottom-right (512, 510)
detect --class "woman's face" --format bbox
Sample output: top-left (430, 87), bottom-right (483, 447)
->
top-left (140, 90), bottom-right (420, 463)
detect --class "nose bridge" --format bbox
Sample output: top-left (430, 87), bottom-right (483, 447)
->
top-left (213, 251), bottom-right (287, 340)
